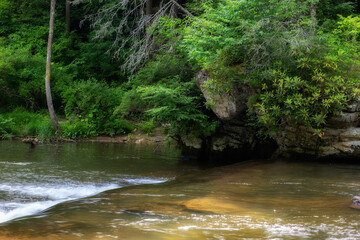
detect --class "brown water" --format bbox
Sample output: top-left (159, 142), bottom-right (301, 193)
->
top-left (0, 141), bottom-right (359, 239)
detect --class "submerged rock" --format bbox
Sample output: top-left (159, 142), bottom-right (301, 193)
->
top-left (351, 196), bottom-right (360, 210)
top-left (181, 197), bottom-right (246, 214)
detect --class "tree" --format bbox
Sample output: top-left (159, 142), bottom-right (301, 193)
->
top-left (45, 0), bottom-right (61, 134)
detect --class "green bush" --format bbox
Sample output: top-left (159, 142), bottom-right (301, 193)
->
top-left (138, 119), bottom-right (157, 135)
top-left (60, 119), bottom-right (97, 139)
top-left (132, 53), bottom-right (195, 86)
top-left (116, 89), bottom-right (147, 118)
top-left (1, 108), bottom-right (55, 138)
top-left (0, 115), bottom-right (15, 139)
top-left (0, 46), bottom-right (72, 110)
top-left (136, 79), bottom-right (219, 137)
top-left (62, 80), bottom-right (135, 136)
top-left (103, 118), bottom-right (135, 136)
top-left (250, 15), bottom-right (360, 135)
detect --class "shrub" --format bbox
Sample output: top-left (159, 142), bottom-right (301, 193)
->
top-left (0, 115), bottom-right (15, 139)
top-left (62, 80), bottom-right (135, 136)
top-left (132, 53), bottom-right (195, 86)
top-left (0, 46), bottom-right (72, 110)
top-left (1, 108), bottom-right (55, 138)
top-left (116, 89), bottom-right (147, 118)
top-left (250, 21), bottom-right (360, 135)
top-left (138, 119), bottom-right (157, 135)
top-left (136, 79), bottom-right (219, 137)
top-left (60, 119), bottom-right (97, 139)
top-left (103, 118), bottom-right (135, 136)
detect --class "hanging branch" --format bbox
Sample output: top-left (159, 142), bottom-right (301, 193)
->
top-left (72, 0), bottom-right (194, 73)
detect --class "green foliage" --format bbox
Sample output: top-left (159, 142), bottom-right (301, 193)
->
top-left (68, 40), bottom-right (125, 82)
top-left (103, 119), bottom-right (135, 136)
top-left (317, 0), bottom-right (359, 21)
top-left (334, 15), bottom-right (360, 41)
top-left (181, 0), bottom-right (319, 91)
top-left (1, 0), bottom-right (359, 142)
top-left (0, 45), bottom-right (72, 110)
top-left (60, 119), bottom-right (97, 139)
top-left (116, 89), bottom-right (147, 118)
top-left (117, 49), bottom-right (218, 137)
top-left (133, 53), bottom-right (195, 86)
top-left (62, 80), bottom-right (134, 136)
top-left (136, 79), bottom-right (218, 137)
top-left (138, 119), bottom-right (157, 135)
top-left (250, 15), bottom-right (360, 135)
top-left (182, 0), bottom-right (360, 136)
top-left (0, 115), bottom-right (15, 139)
top-left (0, 108), bottom-right (55, 138)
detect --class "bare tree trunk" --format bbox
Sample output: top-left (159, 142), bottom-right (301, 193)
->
top-left (66, 0), bottom-right (70, 38)
top-left (146, 0), bottom-right (153, 16)
top-left (46, 0), bottom-right (61, 134)
top-left (172, 0), bottom-right (178, 18)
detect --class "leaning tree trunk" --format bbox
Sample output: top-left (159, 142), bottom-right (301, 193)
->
top-left (65, 0), bottom-right (70, 38)
top-left (45, 0), bottom-right (61, 134)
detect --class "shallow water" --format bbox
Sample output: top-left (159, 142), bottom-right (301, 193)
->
top-left (0, 141), bottom-right (359, 239)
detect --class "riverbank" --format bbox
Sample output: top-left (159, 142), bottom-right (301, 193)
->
top-left (0, 108), bottom-right (173, 145)
top-left (82, 129), bottom-right (170, 144)
top-left (15, 128), bottom-right (171, 146)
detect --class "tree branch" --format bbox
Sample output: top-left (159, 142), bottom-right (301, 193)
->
top-left (168, 0), bottom-right (194, 17)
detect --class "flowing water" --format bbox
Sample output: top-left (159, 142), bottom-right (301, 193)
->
top-left (0, 140), bottom-right (359, 239)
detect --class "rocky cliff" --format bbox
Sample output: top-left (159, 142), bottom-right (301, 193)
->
top-left (181, 70), bottom-right (360, 161)
top-left (275, 100), bottom-right (360, 158)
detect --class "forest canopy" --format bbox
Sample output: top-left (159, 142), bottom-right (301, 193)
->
top-left (0, 0), bottom-right (359, 139)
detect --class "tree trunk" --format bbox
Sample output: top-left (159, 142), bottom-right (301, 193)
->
top-left (146, 0), bottom-right (153, 26)
top-left (45, 0), bottom-right (61, 134)
top-left (65, 0), bottom-right (70, 38)
top-left (146, 0), bottom-right (153, 16)
top-left (172, 0), bottom-right (178, 18)
top-left (310, 3), bottom-right (317, 35)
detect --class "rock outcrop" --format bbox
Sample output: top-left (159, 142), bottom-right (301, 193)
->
top-left (180, 70), bottom-right (276, 163)
top-left (274, 100), bottom-right (360, 158)
top-left (181, 70), bottom-right (360, 161)
top-left (196, 71), bottom-right (249, 121)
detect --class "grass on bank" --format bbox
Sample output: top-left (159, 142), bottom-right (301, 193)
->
top-left (0, 108), bottom-right (141, 140)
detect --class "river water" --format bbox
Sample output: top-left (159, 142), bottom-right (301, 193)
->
top-left (0, 140), bottom-right (359, 239)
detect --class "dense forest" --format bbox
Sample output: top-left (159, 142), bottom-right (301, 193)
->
top-left (0, 0), bottom-right (359, 142)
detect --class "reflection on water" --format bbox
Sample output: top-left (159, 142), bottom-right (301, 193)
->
top-left (0, 141), bottom-right (360, 239)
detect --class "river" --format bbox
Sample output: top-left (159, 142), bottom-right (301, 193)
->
top-left (0, 140), bottom-right (359, 239)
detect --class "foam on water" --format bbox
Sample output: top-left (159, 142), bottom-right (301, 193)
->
top-left (0, 183), bottom-right (120, 224)
top-left (0, 162), bottom-right (32, 166)
top-left (0, 183), bottom-right (119, 200)
top-left (122, 178), bottom-right (168, 185)
top-left (0, 177), bottom-right (168, 224)
top-left (0, 200), bottom-right (62, 224)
